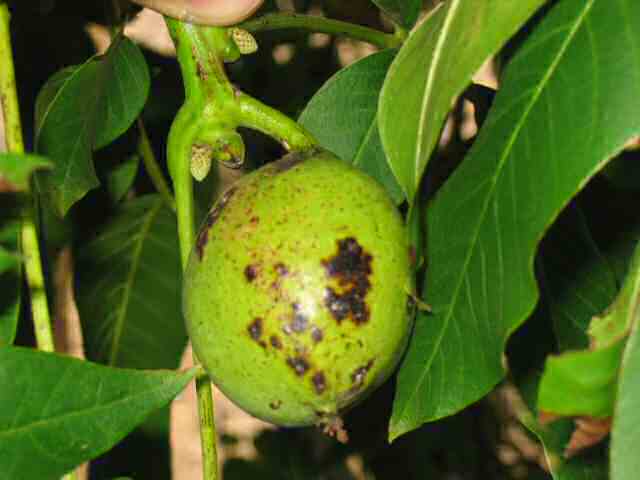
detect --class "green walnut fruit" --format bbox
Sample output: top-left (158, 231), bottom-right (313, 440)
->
top-left (183, 148), bottom-right (412, 435)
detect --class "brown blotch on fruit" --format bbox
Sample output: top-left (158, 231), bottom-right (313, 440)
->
top-left (195, 187), bottom-right (236, 260)
top-left (312, 372), bottom-right (327, 395)
top-left (270, 151), bottom-right (306, 173)
top-left (270, 335), bottom-right (283, 349)
top-left (290, 303), bottom-right (309, 333)
top-left (311, 327), bottom-right (324, 344)
top-left (322, 237), bottom-right (372, 325)
top-left (269, 400), bottom-right (282, 410)
top-left (351, 359), bottom-right (375, 387)
top-left (286, 356), bottom-right (310, 376)
top-left (244, 264), bottom-right (258, 282)
top-left (248, 317), bottom-right (263, 341)
top-left (274, 262), bottom-right (289, 276)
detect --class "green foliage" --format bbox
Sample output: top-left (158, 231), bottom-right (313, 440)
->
top-left (379, 0), bottom-right (547, 202)
top-left (299, 49), bottom-right (404, 204)
top-left (0, 346), bottom-right (195, 480)
top-left (371, 0), bottom-right (421, 29)
top-left (35, 35), bottom-right (149, 216)
top-left (391, 0), bottom-right (640, 440)
top-left (4, 0), bottom-right (640, 478)
top-left (76, 195), bottom-right (186, 370)
top-left (0, 153), bottom-right (51, 192)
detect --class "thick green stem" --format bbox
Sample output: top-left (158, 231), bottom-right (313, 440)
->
top-left (0, 3), bottom-right (55, 353)
top-left (137, 119), bottom-right (176, 211)
top-left (241, 13), bottom-right (401, 49)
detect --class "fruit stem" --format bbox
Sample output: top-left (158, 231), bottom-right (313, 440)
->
top-left (137, 119), bottom-right (176, 211)
top-left (0, 3), bottom-right (55, 354)
top-left (240, 13), bottom-right (402, 49)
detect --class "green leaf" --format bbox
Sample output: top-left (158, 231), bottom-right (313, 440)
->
top-left (611, 293), bottom-right (640, 479)
top-left (76, 195), bottom-right (186, 370)
top-left (541, 206), bottom-right (618, 350)
top-left (35, 35), bottom-right (150, 216)
top-left (391, 0), bottom-right (640, 440)
top-left (0, 346), bottom-right (195, 480)
top-left (379, 0), bottom-right (547, 202)
top-left (371, 0), bottom-right (421, 29)
top-left (539, 241), bottom-right (640, 418)
top-left (106, 154), bottom-right (140, 204)
top-left (0, 153), bottom-right (52, 192)
top-left (299, 49), bottom-right (404, 204)
top-left (0, 218), bottom-right (21, 346)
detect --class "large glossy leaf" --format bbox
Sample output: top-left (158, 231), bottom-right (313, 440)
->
top-left (0, 346), bottom-right (195, 480)
top-left (378, 0), bottom-right (547, 202)
top-left (391, 0), bottom-right (640, 440)
top-left (371, 0), bottom-right (421, 29)
top-left (76, 195), bottom-right (186, 370)
top-left (35, 35), bottom-right (150, 216)
top-left (538, 241), bottom-right (640, 418)
top-left (299, 49), bottom-right (404, 204)
top-left (0, 153), bottom-right (51, 192)
top-left (611, 292), bottom-right (640, 479)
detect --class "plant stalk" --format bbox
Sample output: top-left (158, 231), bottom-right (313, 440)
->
top-left (241, 12), bottom-right (402, 49)
top-left (137, 119), bottom-right (176, 210)
top-left (0, 3), bottom-right (55, 353)
top-left (1, 6), bottom-right (76, 479)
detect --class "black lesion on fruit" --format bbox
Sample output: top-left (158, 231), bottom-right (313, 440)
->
top-left (269, 400), bottom-right (282, 410)
top-left (195, 187), bottom-right (236, 260)
top-left (247, 317), bottom-right (263, 342)
top-left (244, 264), bottom-right (258, 282)
top-left (322, 237), bottom-right (373, 325)
top-left (312, 372), bottom-right (327, 395)
top-left (286, 356), bottom-right (310, 376)
top-left (270, 335), bottom-right (283, 349)
top-left (311, 327), bottom-right (324, 344)
top-left (274, 262), bottom-right (289, 276)
top-left (351, 359), bottom-right (375, 388)
top-left (289, 303), bottom-right (309, 333)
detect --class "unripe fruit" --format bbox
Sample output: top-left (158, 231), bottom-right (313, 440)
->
top-left (183, 148), bottom-right (412, 434)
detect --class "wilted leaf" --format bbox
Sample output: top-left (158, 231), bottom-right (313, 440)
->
top-left (0, 346), bottom-right (196, 480)
top-left (391, 0), bottom-right (640, 440)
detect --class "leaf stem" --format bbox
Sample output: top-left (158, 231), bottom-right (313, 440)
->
top-left (240, 12), bottom-right (401, 49)
top-left (137, 119), bottom-right (176, 210)
top-left (0, 3), bottom-right (55, 353)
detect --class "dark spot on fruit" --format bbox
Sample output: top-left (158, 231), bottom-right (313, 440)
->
top-left (322, 237), bottom-right (373, 324)
top-left (271, 151), bottom-right (305, 173)
top-left (244, 264), bottom-right (258, 282)
top-left (286, 356), bottom-right (310, 376)
top-left (312, 372), bottom-right (327, 394)
top-left (274, 263), bottom-right (289, 276)
top-left (248, 317), bottom-right (263, 341)
top-left (311, 327), bottom-right (323, 344)
top-left (250, 216), bottom-right (259, 224)
top-left (269, 400), bottom-right (282, 410)
top-left (270, 335), bottom-right (283, 349)
top-left (290, 303), bottom-right (309, 333)
top-left (351, 359), bottom-right (375, 387)
top-left (195, 187), bottom-right (236, 260)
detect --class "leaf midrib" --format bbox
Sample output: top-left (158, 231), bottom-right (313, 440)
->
top-left (108, 198), bottom-right (164, 365)
top-left (397, 0), bottom-right (595, 421)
